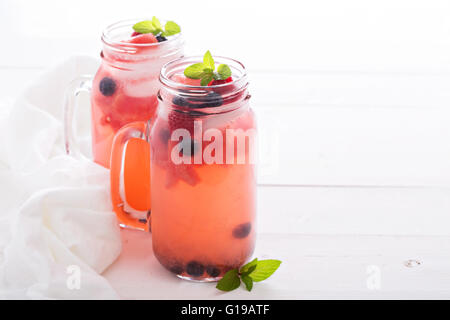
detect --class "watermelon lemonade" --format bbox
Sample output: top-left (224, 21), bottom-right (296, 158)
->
top-left (150, 52), bottom-right (257, 280)
top-left (92, 18), bottom-right (183, 167)
top-left (110, 52), bottom-right (257, 280)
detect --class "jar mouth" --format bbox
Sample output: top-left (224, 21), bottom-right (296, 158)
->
top-left (160, 56), bottom-right (248, 91)
top-left (101, 18), bottom-right (184, 52)
top-left (159, 56), bottom-right (249, 115)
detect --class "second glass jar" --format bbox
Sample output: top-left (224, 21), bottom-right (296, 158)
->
top-left (110, 56), bottom-right (257, 281)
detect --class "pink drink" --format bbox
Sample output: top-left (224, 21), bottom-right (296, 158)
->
top-left (92, 20), bottom-right (184, 168)
top-left (110, 55), bottom-right (256, 277)
top-left (150, 57), bottom-right (257, 280)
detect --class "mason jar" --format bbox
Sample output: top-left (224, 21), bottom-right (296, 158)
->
top-left (110, 55), bottom-right (257, 280)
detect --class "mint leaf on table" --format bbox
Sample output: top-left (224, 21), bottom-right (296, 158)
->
top-left (216, 269), bottom-right (241, 292)
top-left (240, 258), bottom-right (258, 274)
top-left (183, 50), bottom-right (233, 86)
top-left (248, 259), bottom-right (282, 282)
top-left (216, 257), bottom-right (282, 292)
top-left (241, 274), bottom-right (254, 291)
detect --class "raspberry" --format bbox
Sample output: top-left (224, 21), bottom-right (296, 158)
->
top-left (168, 110), bottom-right (195, 133)
top-left (208, 76), bottom-right (233, 86)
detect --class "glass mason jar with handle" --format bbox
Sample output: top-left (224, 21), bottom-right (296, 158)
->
top-left (110, 56), bottom-right (257, 280)
top-left (64, 19), bottom-right (184, 168)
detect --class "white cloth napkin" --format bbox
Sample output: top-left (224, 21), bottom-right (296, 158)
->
top-left (0, 56), bottom-right (122, 299)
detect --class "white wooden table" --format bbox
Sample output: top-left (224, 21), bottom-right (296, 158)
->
top-left (2, 67), bottom-right (450, 299)
top-left (2, 0), bottom-right (450, 299)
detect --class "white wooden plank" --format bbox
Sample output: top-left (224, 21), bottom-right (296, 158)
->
top-left (104, 229), bottom-right (450, 299)
top-left (250, 72), bottom-right (450, 108)
top-left (256, 104), bottom-right (450, 186)
top-left (257, 185), bottom-right (450, 236)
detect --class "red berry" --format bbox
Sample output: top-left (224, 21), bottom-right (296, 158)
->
top-left (168, 110), bottom-right (196, 134)
top-left (128, 33), bottom-right (158, 44)
top-left (165, 113), bottom-right (202, 188)
top-left (208, 77), bottom-right (233, 86)
top-left (165, 162), bottom-right (200, 187)
top-left (131, 31), bottom-right (141, 37)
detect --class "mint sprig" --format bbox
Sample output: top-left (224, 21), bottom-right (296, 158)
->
top-left (216, 258), bottom-right (282, 292)
top-left (132, 16), bottom-right (181, 37)
top-left (184, 50), bottom-right (232, 86)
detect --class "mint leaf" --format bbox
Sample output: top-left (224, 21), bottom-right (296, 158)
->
top-left (203, 50), bottom-right (215, 71)
top-left (241, 275), bottom-right (253, 291)
top-left (184, 63), bottom-right (206, 79)
top-left (240, 258), bottom-right (258, 274)
top-left (241, 265), bottom-right (256, 277)
top-left (215, 257), bottom-right (282, 293)
top-left (134, 17), bottom-right (180, 37)
top-left (164, 21), bottom-right (181, 36)
top-left (216, 269), bottom-right (241, 292)
top-left (132, 20), bottom-right (156, 34)
top-left (151, 16), bottom-right (162, 31)
top-left (249, 259), bottom-right (282, 282)
top-left (217, 64), bottom-right (232, 80)
top-left (183, 50), bottom-right (232, 86)
top-left (200, 73), bottom-right (214, 86)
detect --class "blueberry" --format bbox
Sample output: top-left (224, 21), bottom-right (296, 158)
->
top-left (99, 77), bottom-right (116, 96)
top-left (232, 222), bottom-right (252, 239)
top-left (191, 92), bottom-right (223, 108)
top-left (169, 264), bottom-right (184, 274)
top-left (172, 96), bottom-right (190, 107)
top-left (188, 110), bottom-right (207, 117)
top-left (156, 35), bottom-right (167, 42)
top-left (186, 261), bottom-right (205, 277)
top-left (206, 266), bottom-right (221, 277)
top-left (158, 128), bottom-right (171, 145)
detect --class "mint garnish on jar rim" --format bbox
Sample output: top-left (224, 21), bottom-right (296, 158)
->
top-left (133, 16), bottom-right (181, 37)
top-left (216, 258), bottom-right (282, 292)
top-left (184, 51), bottom-right (232, 86)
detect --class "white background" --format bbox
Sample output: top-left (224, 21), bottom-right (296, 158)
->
top-left (2, 0), bottom-right (450, 298)
top-left (2, 0), bottom-right (450, 71)
top-left (2, 0), bottom-right (450, 187)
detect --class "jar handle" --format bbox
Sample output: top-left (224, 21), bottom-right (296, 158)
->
top-left (63, 75), bottom-right (92, 159)
top-left (110, 121), bottom-right (152, 231)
